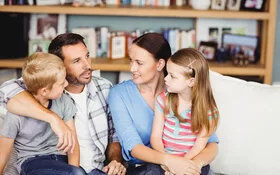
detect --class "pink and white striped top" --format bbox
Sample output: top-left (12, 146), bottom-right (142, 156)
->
top-left (155, 92), bottom-right (214, 157)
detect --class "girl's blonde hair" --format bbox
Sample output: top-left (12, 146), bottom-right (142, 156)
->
top-left (22, 52), bottom-right (65, 95)
top-left (165, 48), bottom-right (219, 134)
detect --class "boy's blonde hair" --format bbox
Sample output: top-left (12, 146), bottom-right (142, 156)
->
top-left (22, 52), bottom-right (65, 95)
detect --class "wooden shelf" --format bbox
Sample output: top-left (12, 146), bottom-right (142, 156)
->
top-left (0, 58), bottom-right (265, 76)
top-left (0, 5), bottom-right (271, 19)
top-left (0, 1), bottom-right (277, 84)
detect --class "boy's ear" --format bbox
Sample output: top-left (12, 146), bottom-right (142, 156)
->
top-left (157, 58), bottom-right (166, 71)
top-left (38, 87), bottom-right (48, 96)
top-left (188, 77), bottom-right (195, 88)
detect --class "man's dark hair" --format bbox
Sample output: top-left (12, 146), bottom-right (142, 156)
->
top-left (48, 33), bottom-right (86, 60)
top-left (133, 32), bottom-right (171, 76)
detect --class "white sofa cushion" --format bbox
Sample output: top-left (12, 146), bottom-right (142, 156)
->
top-left (209, 71), bottom-right (280, 175)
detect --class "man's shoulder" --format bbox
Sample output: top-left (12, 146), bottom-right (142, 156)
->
top-left (89, 76), bottom-right (113, 93)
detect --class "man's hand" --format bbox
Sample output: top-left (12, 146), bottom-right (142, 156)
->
top-left (103, 160), bottom-right (126, 175)
top-left (50, 116), bottom-right (75, 153)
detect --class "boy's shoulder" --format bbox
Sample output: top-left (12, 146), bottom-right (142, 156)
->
top-left (52, 92), bottom-right (75, 107)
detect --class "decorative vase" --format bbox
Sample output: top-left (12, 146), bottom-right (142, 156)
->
top-left (190, 0), bottom-right (211, 10)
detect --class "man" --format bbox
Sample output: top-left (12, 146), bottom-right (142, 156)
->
top-left (0, 33), bottom-right (125, 175)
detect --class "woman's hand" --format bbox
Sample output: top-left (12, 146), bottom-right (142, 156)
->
top-left (163, 154), bottom-right (201, 175)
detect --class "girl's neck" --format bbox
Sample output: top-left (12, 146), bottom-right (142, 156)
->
top-left (178, 90), bottom-right (192, 111)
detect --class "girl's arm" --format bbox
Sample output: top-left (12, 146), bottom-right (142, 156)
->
top-left (0, 136), bottom-right (14, 174)
top-left (65, 120), bottom-right (80, 167)
top-left (150, 107), bottom-right (165, 153)
top-left (184, 128), bottom-right (209, 160)
top-left (192, 142), bottom-right (218, 169)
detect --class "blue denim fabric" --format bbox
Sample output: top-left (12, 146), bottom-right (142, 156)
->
top-left (127, 163), bottom-right (210, 175)
top-left (20, 154), bottom-right (86, 175)
top-left (127, 163), bottom-right (164, 175)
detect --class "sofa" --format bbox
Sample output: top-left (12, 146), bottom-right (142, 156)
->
top-left (1, 71), bottom-right (280, 175)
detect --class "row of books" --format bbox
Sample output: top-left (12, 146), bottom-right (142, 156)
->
top-left (28, 27), bottom-right (196, 59)
top-left (0, 0), bottom-right (73, 5)
top-left (70, 27), bottom-right (195, 59)
top-left (0, 0), bottom-right (187, 7)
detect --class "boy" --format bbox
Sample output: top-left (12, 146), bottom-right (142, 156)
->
top-left (0, 52), bottom-right (85, 174)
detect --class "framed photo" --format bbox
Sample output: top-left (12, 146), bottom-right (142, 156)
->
top-left (28, 39), bottom-right (51, 56)
top-left (211, 0), bottom-right (227, 10)
top-left (222, 33), bottom-right (259, 63)
top-left (240, 0), bottom-right (266, 12)
top-left (196, 18), bottom-right (258, 49)
top-left (72, 27), bottom-right (96, 58)
top-left (110, 35), bottom-right (126, 59)
top-left (227, 0), bottom-right (242, 11)
top-left (198, 41), bottom-right (218, 61)
top-left (29, 14), bottom-right (66, 40)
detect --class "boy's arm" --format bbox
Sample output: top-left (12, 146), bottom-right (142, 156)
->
top-left (65, 119), bottom-right (80, 167)
top-left (4, 88), bottom-right (75, 153)
top-left (150, 107), bottom-right (165, 153)
top-left (0, 136), bottom-right (14, 174)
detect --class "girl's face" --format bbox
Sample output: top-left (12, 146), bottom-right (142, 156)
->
top-left (164, 60), bottom-right (192, 93)
top-left (129, 44), bottom-right (160, 85)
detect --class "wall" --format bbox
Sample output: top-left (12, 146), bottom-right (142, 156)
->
top-left (272, 0), bottom-right (280, 84)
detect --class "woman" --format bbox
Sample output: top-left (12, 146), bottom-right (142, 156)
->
top-left (108, 33), bottom-right (218, 175)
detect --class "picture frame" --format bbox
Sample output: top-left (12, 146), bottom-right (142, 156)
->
top-left (196, 18), bottom-right (258, 49)
top-left (72, 27), bottom-right (97, 58)
top-left (211, 0), bottom-right (227, 10)
top-left (222, 33), bottom-right (259, 63)
top-left (110, 35), bottom-right (126, 59)
top-left (227, 0), bottom-right (242, 11)
top-left (29, 14), bottom-right (66, 40)
top-left (198, 41), bottom-right (218, 61)
top-left (240, 0), bottom-right (266, 12)
top-left (28, 39), bottom-right (51, 56)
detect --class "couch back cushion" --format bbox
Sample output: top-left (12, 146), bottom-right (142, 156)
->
top-left (209, 71), bottom-right (280, 175)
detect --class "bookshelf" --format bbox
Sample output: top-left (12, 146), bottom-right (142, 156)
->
top-left (0, 1), bottom-right (277, 84)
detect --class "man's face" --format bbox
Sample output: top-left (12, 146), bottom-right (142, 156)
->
top-left (62, 42), bottom-right (92, 86)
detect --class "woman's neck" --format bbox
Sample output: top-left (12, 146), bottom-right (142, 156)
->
top-left (137, 73), bottom-right (165, 97)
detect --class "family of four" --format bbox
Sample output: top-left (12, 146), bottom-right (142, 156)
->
top-left (0, 32), bottom-right (219, 175)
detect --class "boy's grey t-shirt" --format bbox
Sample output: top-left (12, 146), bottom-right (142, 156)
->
top-left (0, 93), bottom-right (77, 171)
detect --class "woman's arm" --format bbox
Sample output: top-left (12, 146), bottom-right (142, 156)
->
top-left (150, 107), bottom-right (165, 153)
top-left (131, 144), bottom-right (201, 175)
top-left (0, 136), bottom-right (14, 174)
top-left (65, 120), bottom-right (80, 167)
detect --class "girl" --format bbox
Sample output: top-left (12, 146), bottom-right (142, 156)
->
top-left (151, 48), bottom-right (219, 174)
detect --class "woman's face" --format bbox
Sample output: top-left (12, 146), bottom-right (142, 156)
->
top-left (129, 44), bottom-right (159, 85)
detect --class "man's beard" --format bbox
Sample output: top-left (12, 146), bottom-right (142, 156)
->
top-left (66, 69), bottom-right (92, 85)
